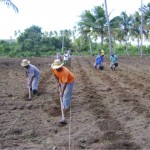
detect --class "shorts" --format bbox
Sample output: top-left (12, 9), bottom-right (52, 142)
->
top-left (114, 63), bottom-right (118, 67)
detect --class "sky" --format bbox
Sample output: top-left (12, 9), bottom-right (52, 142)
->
top-left (0, 0), bottom-right (149, 39)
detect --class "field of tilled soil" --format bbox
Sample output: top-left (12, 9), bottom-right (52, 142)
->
top-left (0, 56), bottom-right (150, 150)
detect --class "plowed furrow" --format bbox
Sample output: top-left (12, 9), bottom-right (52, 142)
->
top-left (70, 57), bottom-right (140, 149)
top-left (77, 57), bottom-right (150, 149)
top-left (88, 58), bottom-right (150, 110)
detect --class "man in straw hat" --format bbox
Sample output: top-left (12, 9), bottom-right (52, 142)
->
top-left (21, 59), bottom-right (41, 95)
top-left (51, 59), bottom-right (75, 110)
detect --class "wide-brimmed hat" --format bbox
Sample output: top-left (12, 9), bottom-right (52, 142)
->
top-left (51, 59), bottom-right (63, 69)
top-left (21, 59), bottom-right (30, 66)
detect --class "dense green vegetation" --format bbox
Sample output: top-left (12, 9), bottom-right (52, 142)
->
top-left (0, 2), bottom-right (149, 57)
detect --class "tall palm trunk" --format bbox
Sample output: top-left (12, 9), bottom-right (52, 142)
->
top-left (125, 38), bottom-right (129, 56)
top-left (62, 32), bottom-right (64, 53)
top-left (104, 0), bottom-right (113, 55)
top-left (89, 35), bottom-right (92, 55)
top-left (137, 37), bottom-right (140, 55)
top-left (100, 33), bottom-right (104, 49)
top-left (113, 35), bottom-right (117, 54)
top-left (140, 0), bottom-right (144, 57)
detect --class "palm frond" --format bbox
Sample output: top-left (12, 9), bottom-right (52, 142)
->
top-left (0, 0), bottom-right (19, 12)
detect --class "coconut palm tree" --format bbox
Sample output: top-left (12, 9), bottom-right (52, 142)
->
top-left (109, 11), bottom-right (132, 56)
top-left (49, 31), bottom-right (54, 38)
top-left (119, 12), bottom-right (132, 56)
top-left (72, 35), bottom-right (89, 54)
top-left (130, 11), bottom-right (141, 55)
top-left (141, 2), bottom-right (150, 43)
top-left (104, 0), bottom-right (113, 55)
top-left (78, 6), bottom-right (107, 49)
top-left (140, 0), bottom-right (144, 57)
top-left (109, 16), bottom-right (123, 53)
top-left (60, 30), bottom-right (64, 53)
top-left (130, 4), bottom-right (149, 56)
top-left (142, 2), bottom-right (150, 25)
top-left (0, 0), bottom-right (18, 12)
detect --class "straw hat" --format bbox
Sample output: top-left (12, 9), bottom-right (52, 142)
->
top-left (21, 59), bottom-right (30, 66)
top-left (51, 59), bottom-right (63, 69)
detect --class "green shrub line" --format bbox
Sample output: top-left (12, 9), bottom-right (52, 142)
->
top-left (0, 40), bottom-right (149, 57)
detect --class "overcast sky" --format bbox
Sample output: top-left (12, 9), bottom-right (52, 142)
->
top-left (0, 0), bottom-right (149, 39)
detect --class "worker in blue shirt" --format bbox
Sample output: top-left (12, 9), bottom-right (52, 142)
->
top-left (110, 54), bottom-right (118, 71)
top-left (21, 59), bottom-right (41, 95)
top-left (94, 54), bottom-right (103, 70)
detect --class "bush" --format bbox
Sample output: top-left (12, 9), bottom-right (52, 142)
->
top-left (8, 49), bottom-right (18, 57)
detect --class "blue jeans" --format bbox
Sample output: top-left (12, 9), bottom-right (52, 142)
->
top-left (61, 82), bottom-right (75, 109)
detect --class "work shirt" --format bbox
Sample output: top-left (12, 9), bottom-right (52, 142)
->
top-left (52, 66), bottom-right (75, 83)
top-left (26, 64), bottom-right (41, 78)
top-left (63, 53), bottom-right (69, 61)
top-left (96, 55), bottom-right (102, 65)
top-left (67, 52), bottom-right (71, 59)
top-left (56, 53), bottom-right (61, 60)
top-left (110, 55), bottom-right (118, 63)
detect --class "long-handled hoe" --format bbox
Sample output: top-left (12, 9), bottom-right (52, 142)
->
top-left (27, 78), bottom-right (31, 100)
top-left (59, 87), bottom-right (67, 125)
top-left (28, 86), bottom-right (31, 100)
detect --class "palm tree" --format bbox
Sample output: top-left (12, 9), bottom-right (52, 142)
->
top-left (141, 2), bottom-right (150, 45)
top-left (72, 36), bottom-right (88, 54)
top-left (140, 0), bottom-right (144, 57)
top-left (110, 16), bottom-right (123, 53)
top-left (119, 12), bottom-right (132, 56)
top-left (0, 0), bottom-right (18, 12)
top-left (88, 33), bottom-right (92, 55)
top-left (142, 2), bottom-right (150, 25)
top-left (78, 6), bottom-right (107, 49)
top-left (49, 31), bottom-right (54, 38)
top-left (104, 0), bottom-right (113, 55)
top-left (72, 26), bottom-right (77, 41)
top-left (130, 11), bottom-right (141, 55)
top-left (14, 30), bottom-right (21, 38)
top-left (54, 31), bottom-right (58, 37)
top-left (109, 12), bottom-right (132, 56)
top-left (92, 6), bottom-right (107, 48)
top-left (60, 30), bottom-right (64, 53)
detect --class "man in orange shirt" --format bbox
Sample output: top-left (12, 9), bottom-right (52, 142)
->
top-left (51, 59), bottom-right (75, 110)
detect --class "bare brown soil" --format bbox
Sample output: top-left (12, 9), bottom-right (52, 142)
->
top-left (0, 56), bottom-right (150, 150)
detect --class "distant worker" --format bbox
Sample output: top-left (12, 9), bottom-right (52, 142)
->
top-left (94, 54), bottom-right (103, 70)
top-left (21, 59), bottom-right (41, 95)
top-left (63, 51), bottom-right (69, 66)
top-left (110, 54), bottom-right (118, 71)
top-left (100, 49), bottom-right (105, 63)
top-left (51, 59), bottom-right (75, 110)
top-left (56, 52), bottom-right (62, 62)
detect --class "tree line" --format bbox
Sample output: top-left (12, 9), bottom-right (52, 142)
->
top-left (0, 0), bottom-right (149, 57)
